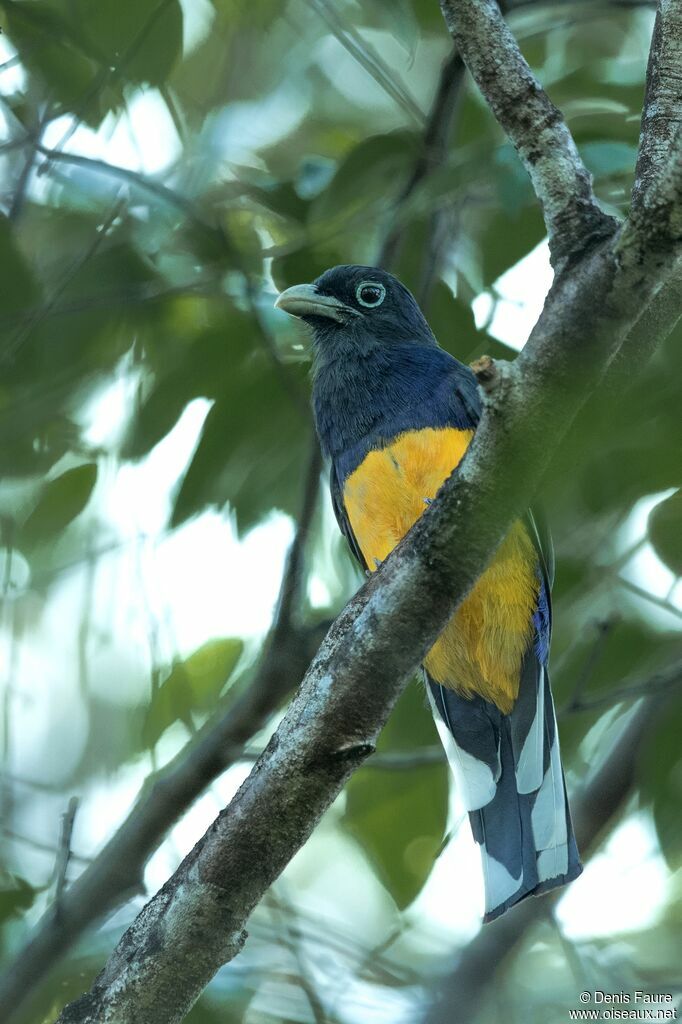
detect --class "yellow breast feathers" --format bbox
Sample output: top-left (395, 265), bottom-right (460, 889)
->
top-left (342, 427), bottom-right (539, 713)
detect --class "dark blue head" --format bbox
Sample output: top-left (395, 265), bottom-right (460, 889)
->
top-left (275, 265), bottom-right (437, 367)
top-left (275, 264), bottom-right (476, 463)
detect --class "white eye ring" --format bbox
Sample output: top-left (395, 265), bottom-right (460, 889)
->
top-left (356, 281), bottom-right (386, 308)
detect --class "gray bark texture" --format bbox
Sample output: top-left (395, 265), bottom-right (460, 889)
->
top-left (31, 1), bottom-right (682, 1021)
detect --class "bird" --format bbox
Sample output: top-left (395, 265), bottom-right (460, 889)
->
top-left (275, 264), bottom-right (582, 922)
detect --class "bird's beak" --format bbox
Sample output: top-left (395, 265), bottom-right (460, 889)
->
top-left (275, 283), bottom-right (359, 323)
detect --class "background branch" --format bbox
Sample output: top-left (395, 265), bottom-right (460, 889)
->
top-left (631, 0), bottom-right (682, 212)
top-left (377, 47), bottom-right (465, 275)
top-left (607, 260), bottom-right (682, 382)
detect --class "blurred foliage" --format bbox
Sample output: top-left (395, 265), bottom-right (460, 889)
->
top-left (0, 0), bottom-right (680, 1022)
top-left (142, 636), bottom-right (243, 745)
top-left (343, 680), bottom-right (448, 909)
top-left (20, 463), bottom-right (97, 547)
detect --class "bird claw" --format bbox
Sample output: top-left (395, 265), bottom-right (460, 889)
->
top-left (373, 557), bottom-right (383, 570)
top-left (423, 497), bottom-right (433, 506)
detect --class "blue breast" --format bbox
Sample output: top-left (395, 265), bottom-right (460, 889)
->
top-left (313, 342), bottom-right (481, 484)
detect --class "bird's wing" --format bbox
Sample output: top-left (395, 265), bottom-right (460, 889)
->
top-left (330, 462), bottom-right (368, 572)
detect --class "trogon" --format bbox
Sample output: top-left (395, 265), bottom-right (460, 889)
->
top-left (275, 265), bottom-right (582, 922)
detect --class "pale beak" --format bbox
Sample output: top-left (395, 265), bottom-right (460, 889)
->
top-left (275, 283), bottom-right (359, 323)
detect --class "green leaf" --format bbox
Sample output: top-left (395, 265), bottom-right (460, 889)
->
top-left (170, 338), bottom-right (309, 531)
top-left (4, 1), bottom-right (98, 116)
top-left (648, 490), bottom-right (682, 576)
top-left (480, 205), bottom-right (546, 286)
top-left (639, 696), bottom-right (682, 870)
top-left (579, 141), bottom-right (638, 179)
top-left (493, 144), bottom-right (535, 213)
top-left (142, 638), bottom-right (243, 746)
top-left (182, 638), bottom-right (244, 708)
top-left (123, 325), bottom-right (239, 459)
top-left (0, 876), bottom-right (37, 923)
top-left (653, 790), bottom-right (682, 872)
top-left (0, 214), bottom-right (41, 327)
top-left (271, 244), bottom-right (346, 293)
top-left (360, 0), bottom-right (419, 58)
top-left (309, 131), bottom-right (419, 229)
top-left (342, 681), bottom-right (448, 909)
top-left (21, 464), bottom-right (98, 547)
top-left (73, 0), bottom-right (184, 88)
top-left (5, 0), bottom-right (182, 120)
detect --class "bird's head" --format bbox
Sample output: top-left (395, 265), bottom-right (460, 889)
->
top-left (275, 265), bottom-right (437, 361)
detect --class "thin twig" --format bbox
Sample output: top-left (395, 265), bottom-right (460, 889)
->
top-left (2, 827), bottom-right (91, 866)
top-left (269, 888), bottom-right (329, 1024)
top-left (617, 574), bottom-right (682, 620)
top-left (377, 48), bottom-right (466, 271)
top-left (53, 798), bottom-right (80, 915)
top-left (562, 618), bottom-right (615, 711)
top-left (8, 103), bottom-right (51, 222)
top-left (568, 657), bottom-right (682, 713)
top-left (2, 196), bottom-right (126, 363)
top-left (34, 146), bottom-right (198, 222)
top-left (304, 0), bottom-right (425, 126)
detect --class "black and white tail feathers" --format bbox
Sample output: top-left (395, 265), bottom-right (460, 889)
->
top-left (427, 658), bottom-right (582, 922)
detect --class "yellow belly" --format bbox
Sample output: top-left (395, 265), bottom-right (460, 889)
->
top-left (343, 428), bottom-right (539, 713)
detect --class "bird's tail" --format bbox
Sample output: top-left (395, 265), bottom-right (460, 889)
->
top-left (427, 667), bottom-right (582, 922)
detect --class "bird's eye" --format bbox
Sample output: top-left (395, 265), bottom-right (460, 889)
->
top-left (356, 281), bottom-right (386, 308)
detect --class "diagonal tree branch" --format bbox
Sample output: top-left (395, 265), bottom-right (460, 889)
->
top-left (607, 258), bottom-right (681, 385)
top-left (616, 129), bottom-right (682, 275)
top-left (439, 0), bottom-right (617, 266)
top-left (631, 0), bottom-right (682, 213)
top-left (421, 689), bottom-right (675, 1024)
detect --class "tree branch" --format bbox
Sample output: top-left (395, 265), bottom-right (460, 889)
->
top-left (377, 47), bottom-right (466, 272)
top-left (607, 260), bottom-right (682, 385)
top-left (439, 0), bottom-right (617, 267)
top-left (421, 690), bottom-right (675, 1024)
top-left (0, 445), bottom-right (324, 1024)
top-left (631, 0), bottom-right (682, 213)
top-left (566, 657), bottom-right (682, 713)
top-left (622, 129), bottom-right (682, 272)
